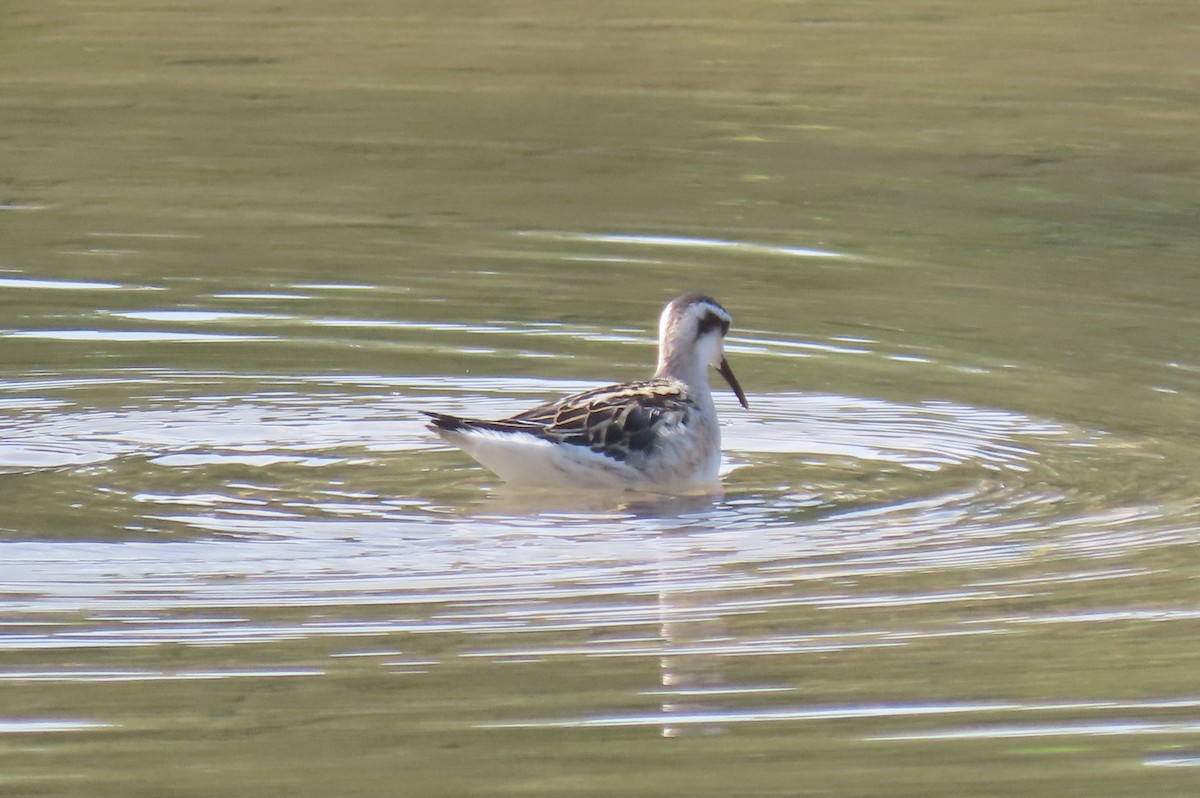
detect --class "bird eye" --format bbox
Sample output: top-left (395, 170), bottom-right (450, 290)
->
top-left (696, 311), bottom-right (729, 337)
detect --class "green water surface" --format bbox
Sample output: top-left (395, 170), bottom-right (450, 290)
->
top-left (2, 2), bottom-right (1200, 796)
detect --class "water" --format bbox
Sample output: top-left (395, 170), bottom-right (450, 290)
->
top-left (3, 2), bottom-right (1200, 795)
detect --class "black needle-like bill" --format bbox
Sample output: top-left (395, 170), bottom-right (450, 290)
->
top-left (717, 357), bottom-right (749, 410)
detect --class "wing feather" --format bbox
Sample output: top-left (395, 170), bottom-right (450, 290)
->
top-left (484, 378), bottom-right (696, 461)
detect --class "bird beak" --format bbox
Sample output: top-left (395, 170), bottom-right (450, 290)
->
top-left (716, 356), bottom-right (749, 410)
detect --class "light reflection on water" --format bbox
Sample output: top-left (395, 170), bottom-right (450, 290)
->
top-left (2, 359), bottom-right (1195, 740)
top-left (2, 276), bottom-right (1199, 766)
top-left (0, 298), bottom-right (1194, 779)
top-left (0, 277), bottom-right (128, 291)
top-left (481, 697), bottom-right (1200, 731)
top-left (869, 718), bottom-right (1200, 742)
top-left (514, 230), bottom-right (853, 260)
top-left (0, 720), bottom-right (115, 734)
top-left (3, 330), bottom-right (273, 342)
top-left (3, 0), bottom-right (1198, 790)
top-left (0, 669), bottom-right (324, 681)
top-left (0, 368), bottom-right (1089, 472)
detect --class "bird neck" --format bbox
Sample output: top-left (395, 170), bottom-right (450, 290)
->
top-left (654, 350), bottom-right (711, 397)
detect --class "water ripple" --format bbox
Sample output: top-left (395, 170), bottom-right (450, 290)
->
top-left (0, 719), bottom-right (114, 734)
top-left (1, 368), bottom-right (1197, 746)
top-left (515, 230), bottom-right (852, 260)
top-left (481, 697), bottom-right (1200, 732)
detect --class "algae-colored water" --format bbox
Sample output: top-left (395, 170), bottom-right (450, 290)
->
top-left (2, 2), bottom-right (1199, 795)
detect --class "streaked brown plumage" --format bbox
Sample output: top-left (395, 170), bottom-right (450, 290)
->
top-left (425, 294), bottom-right (747, 488)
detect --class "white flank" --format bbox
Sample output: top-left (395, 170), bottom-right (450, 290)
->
top-left (436, 428), bottom-right (634, 488)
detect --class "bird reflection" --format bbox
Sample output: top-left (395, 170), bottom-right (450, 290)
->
top-left (651, 517), bottom-right (735, 738)
top-left (657, 566), bottom-right (729, 737)
top-left (462, 483), bottom-right (738, 737)
top-left (479, 484), bottom-right (725, 516)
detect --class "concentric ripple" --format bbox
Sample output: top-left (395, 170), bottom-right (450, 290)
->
top-left (1, 366), bottom-right (1198, 757)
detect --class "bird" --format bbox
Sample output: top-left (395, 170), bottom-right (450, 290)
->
top-left (424, 293), bottom-right (749, 489)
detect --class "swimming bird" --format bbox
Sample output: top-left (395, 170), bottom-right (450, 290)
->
top-left (424, 293), bottom-right (748, 489)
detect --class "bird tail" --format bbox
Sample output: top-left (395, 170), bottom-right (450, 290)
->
top-left (423, 411), bottom-right (470, 433)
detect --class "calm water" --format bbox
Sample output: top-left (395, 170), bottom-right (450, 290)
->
top-left (3, 2), bottom-right (1200, 796)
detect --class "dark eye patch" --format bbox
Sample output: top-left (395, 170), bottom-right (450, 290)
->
top-left (696, 311), bottom-right (730, 338)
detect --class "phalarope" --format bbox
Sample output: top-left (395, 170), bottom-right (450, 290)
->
top-left (425, 294), bottom-right (748, 489)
